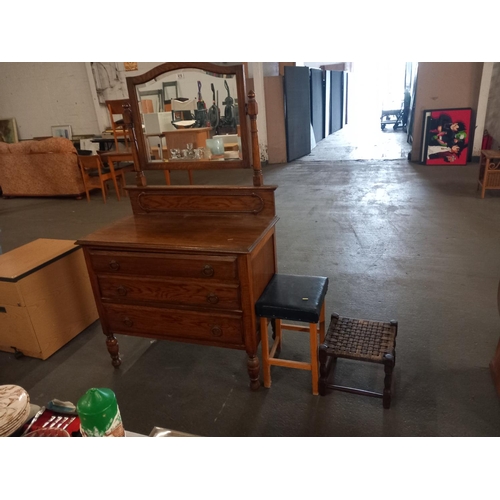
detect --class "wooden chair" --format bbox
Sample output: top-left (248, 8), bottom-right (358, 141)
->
top-left (255, 274), bottom-right (328, 395)
top-left (78, 154), bottom-right (125, 203)
top-left (106, 99), bottom-right (131, 151)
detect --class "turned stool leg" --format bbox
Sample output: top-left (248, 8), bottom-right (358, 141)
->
top-left (383, 353), bottom-right (395, 409)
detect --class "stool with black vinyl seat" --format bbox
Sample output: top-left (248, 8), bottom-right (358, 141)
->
top-left (255, 274), bottom-right (328, 395)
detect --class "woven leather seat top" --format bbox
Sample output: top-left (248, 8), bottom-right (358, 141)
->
top-left (323, 315), bottom-right (396, 363)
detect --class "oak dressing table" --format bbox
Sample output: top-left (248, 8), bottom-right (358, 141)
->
top-left (77, 63), bottom-right (276, 389)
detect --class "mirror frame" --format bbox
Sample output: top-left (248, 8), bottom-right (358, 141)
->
top-left (125, 62), bottom-right (254, 177)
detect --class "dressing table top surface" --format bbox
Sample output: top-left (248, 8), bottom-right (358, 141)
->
top-left (77, 213), bottom-right (279, 254)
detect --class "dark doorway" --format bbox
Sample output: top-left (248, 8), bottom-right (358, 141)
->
top-left (284, 66), bottom-right (311, 162)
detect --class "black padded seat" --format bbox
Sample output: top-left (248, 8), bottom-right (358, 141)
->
top-left (255, 274), bottom-right (329, 324)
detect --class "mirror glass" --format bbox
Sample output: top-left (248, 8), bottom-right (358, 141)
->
top-left (129, 65), bottom-right (247, 167)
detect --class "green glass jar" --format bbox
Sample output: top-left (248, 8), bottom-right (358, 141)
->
top-left (77, 388), bottom-right (125, 437)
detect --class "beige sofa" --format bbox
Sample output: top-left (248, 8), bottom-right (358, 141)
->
top-left (0, 138), bottom-right (86, 198)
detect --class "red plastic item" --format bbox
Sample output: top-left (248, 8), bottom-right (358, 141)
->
top-left (482, 130), bottom-right (493, 150)
top-left (21, 410), bottom-right (80, 436)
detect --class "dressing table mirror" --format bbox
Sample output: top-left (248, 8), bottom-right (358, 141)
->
top-left (77, 63), bottom-right (278, 391)
top-left (123, 62), bottom-right (263, 187)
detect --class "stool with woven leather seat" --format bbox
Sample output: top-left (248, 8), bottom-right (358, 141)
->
top-left (318, 313), bottom-right (398, 408)
top-left (255, 274), bottom-right (328, 395)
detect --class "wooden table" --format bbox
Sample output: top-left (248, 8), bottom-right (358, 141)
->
top-left (162, 127), bottom-right (213, 151)
top-left (76, 185), bottom-right (279, 390)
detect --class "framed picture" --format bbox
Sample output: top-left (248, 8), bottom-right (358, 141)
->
top-left (420, 108), bottom-right (472, 165)
top-left (51, 125), bottom-right (72, 140)
top-left (0, 118), bottom-right (19, 143)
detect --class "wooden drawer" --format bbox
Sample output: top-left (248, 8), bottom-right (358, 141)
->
top-left (97, 275), bottom-right (241, 310)
top-left (103, 303), bottom-right (244, 346)
top-left (89, 250), bottom-right (238, 281)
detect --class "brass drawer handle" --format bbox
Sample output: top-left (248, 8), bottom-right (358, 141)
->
top-left (206, 293), bottom-right (219, 304)
top-left (116, 286), bottom-right (128, 296)
top-left (123, 317), bottom-right (133, 327)
top-left (202, 264), bottom-right (214, 277)
top-left (210, 326), bottom-right (222, 337)
top-left (109, 260), bottom-right (120, 271)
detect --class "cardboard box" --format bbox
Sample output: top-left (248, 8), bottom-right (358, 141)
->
top-left (0, 239), bottom-right (99, 359)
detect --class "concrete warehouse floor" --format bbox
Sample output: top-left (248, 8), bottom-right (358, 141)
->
top-left (1, 126), bottom-right (500, 437)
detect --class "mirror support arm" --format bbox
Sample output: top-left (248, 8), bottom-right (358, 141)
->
top-left (123, 102), bottom-right (147, 187)
top-left (247, 90), bottom-right (263, 187)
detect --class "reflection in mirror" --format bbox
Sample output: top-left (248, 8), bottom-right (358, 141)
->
top-left (124, 62), bottom-right (263, 186)
top-left (133, 67), bottom-right (242, 164)
top-left (162, 82), bottom-right (178, 110)
top-left (138, 89), bottom-right (162, 114)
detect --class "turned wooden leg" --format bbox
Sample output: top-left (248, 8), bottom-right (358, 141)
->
top-left (383, 353), bottom-right (395, 409)
top-left (247, 353), bottom-right (260, 391)
top-left (106, 334), bottom-right (121, 368)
